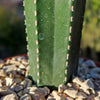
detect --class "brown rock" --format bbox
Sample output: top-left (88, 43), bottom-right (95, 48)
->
top-left (20, 94), bottom-right (31, 100)
top-left (1, 94), bottom-right (18, 100)
top-left (14, 85), bottom-right (24, 92)
top-left (76, 92), bottom-right (87, 99)
top-left (28, 86), bottom-right (50, 97)
top-left (30, 92), bottom-right (46, 100)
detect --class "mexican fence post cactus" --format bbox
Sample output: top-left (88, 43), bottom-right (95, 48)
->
top-left (24, 0), bottom-right (86, 87)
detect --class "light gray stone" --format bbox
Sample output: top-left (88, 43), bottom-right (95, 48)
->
top-left (19, 64), bottom-right (26, 69)
top-left (0, 87), bottom-right (16, 96)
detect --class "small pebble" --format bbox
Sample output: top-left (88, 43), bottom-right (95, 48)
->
top-left (20, 80), bottom-right (27, 88)
top-left (21, 59), bottom-right (28, 65)
top-left (64, 88), bottom-right (77, 98)
top-left (58, 84), bottom-right (66, 93)
top-left (17, 90), bottom-right (23, 97)
top-left (5, 77), bottom-right (14, 87)
top-left (0, 69), bottom-right (6, 77)
top-left (19, 64), bottom-right (26, 69)
top-left (3, 64), bottom-right (17, 73)
top-left (25, 78), bottom-right (32, 87)
top-left (14, 85), bottom-right (24, 92)
top-left (52, 91), bottom-right (62, 100)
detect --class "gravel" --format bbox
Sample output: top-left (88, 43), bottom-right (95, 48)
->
top-left (0, 56), bottom-right (100, 100)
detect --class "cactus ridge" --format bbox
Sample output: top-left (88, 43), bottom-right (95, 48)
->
top-left (33, 0), bottom-right (40, 84)
top-left (64, 0), bottom-right (74, 82)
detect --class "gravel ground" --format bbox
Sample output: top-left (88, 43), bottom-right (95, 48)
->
top-left (0, 56), bottom-right (100, 100)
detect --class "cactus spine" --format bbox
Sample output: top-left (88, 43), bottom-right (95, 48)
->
top-left (24, 0), bottom-right (86, 86)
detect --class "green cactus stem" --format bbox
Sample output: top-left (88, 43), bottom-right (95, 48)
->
top-left (24, 0), bottom-right (86, 87)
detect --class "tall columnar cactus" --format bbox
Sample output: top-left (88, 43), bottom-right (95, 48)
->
top-left (24, 0), bottom-right (86, 86)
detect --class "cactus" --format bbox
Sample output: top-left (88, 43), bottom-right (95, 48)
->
top-left (24, 0), bottom-right (86, 86)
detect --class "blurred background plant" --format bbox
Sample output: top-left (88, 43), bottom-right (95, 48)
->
top-left (81, 0), bottom-right (100, 61)
top-left (0, 0), bottom-right (27, 59)
top-left (0, 0), bottom-right (100, 61)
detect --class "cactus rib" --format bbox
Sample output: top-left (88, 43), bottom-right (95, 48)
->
top-left (64, 0), bottom-right (74, 82)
